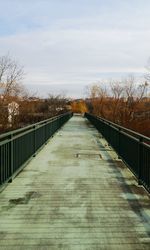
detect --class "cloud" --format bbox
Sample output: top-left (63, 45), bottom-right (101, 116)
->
top-left (0, 0), bottom-right (150, 96)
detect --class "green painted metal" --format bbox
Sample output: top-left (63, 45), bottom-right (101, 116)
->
top-left (0, 112), bottom-right (73, 186)
top-left (85, 112), bottom-right (150, 192)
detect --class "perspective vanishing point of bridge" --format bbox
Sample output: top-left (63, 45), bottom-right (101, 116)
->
top-left (0, 113), bottom-right (150, 250)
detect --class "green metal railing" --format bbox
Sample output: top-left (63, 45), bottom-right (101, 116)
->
top-left (85, 113), bottom-right (150, 192)
top-left (0, 112), bottom-right (72, 186)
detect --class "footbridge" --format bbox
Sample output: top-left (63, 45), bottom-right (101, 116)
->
top-left (0, 113), bottom-right (150, 250)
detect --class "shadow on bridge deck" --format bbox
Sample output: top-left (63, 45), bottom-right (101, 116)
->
top-left (0, 115), bottom-right (150, 250)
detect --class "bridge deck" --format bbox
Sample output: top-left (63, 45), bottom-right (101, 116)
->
top-left (0, 115), bottom-right (150, 250)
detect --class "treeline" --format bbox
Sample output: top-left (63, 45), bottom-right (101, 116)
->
top-left (0, 55), bottom-right (70, 133)
top-left (71, 76), bottom-right (150, 137)
top-left (1, 54), bottom-right (149, 137)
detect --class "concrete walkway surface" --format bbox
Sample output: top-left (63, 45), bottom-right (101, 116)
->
top-left (0, 115), bottom-right (150, 250)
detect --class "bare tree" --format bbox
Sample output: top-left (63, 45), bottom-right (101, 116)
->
top-left (86, 74), bottom-right (150, 136)
top-left (110, 80), bottom-right (124, 122)
top-left (0, 55), bottom-right (26, 132)
top-left (86, 83), bottom-right (107, 116)
top-left (47, 93), bottom-right (69, 116)
top-left (145, 58), bottom-right (150, 83)
top-left (123, 75), bottom-right (135, 99)
top-left (0, 55), bottom-right (24, 99)
top-left (137, 82), bottom-right (149, 100)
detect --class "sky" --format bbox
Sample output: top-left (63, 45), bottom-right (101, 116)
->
top-left (0, 0), bottom-right (150, 97)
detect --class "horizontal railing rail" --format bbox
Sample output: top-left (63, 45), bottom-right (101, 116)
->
top-left (85, 112), bottom-right (150, 192)
top-left (0, 112), bottom-right (73, 187)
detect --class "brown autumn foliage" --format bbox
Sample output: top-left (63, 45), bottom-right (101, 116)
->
top-left (71, 100), bottom-right (88, 113)
top-left (0, 55), bottom-right (149, 137)
top-left (86, 77), bottom-right (150, 137)
top-left (0, 55), bottom-right (71, 133)
top-left (0, 95), bottom-right (71, 134)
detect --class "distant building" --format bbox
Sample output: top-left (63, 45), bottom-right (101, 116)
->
top-left (8, 102), bottom-right (19, 124)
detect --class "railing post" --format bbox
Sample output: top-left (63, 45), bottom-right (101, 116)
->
top-left (45, 121), bottom-right (47, 144)
top-left (118, 128), bottom-right (121, 158)
top-left (9, 133), bottom-right (13, 182)
top-left (138, 137), bottom-right (143, 185)
top-left (33, 125), bottom-right (36, 157)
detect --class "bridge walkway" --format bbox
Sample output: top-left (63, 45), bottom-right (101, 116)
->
top-left (0, 115), bottom-right (150, 250)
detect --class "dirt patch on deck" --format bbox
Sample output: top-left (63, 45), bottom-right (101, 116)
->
top-left (9, 191), bottom-right (41, 205)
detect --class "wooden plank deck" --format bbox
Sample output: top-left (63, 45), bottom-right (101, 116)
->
top-left (0, 115), bottom-right (150, 250)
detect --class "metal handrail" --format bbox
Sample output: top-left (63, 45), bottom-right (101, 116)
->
top-left (90, 114), bottom-right (150, 143)
top-left (85, 112), bottom-right (150, 192)
top-left (0, 112), bottom-right (73, 187)
top-left (0, 112), bottom-right (70, 140)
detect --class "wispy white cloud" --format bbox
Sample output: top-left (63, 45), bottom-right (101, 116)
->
top-left (0, 0), bottom-right (150, 97)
